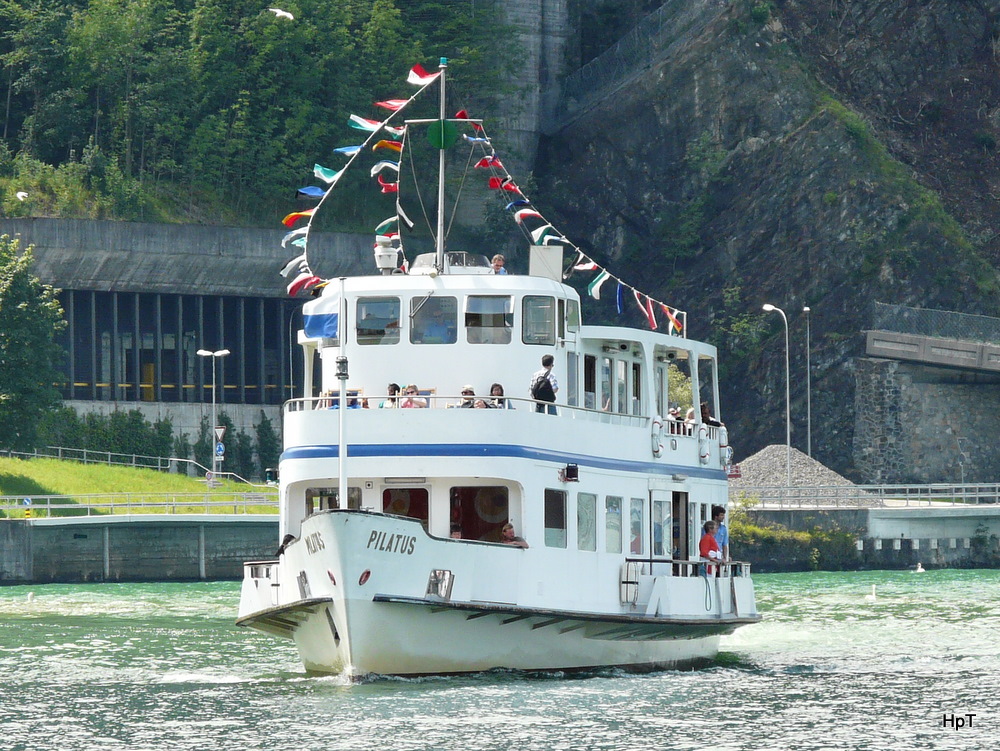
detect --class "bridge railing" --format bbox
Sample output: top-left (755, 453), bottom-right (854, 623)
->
top-left (872, 301), bottom-right (1000, 344)
top-left (730, 483), bottom-right (1000, 509)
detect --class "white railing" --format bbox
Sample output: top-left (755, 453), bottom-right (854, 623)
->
top-left (730, 483), bottom-right (1000, 509)
top-left (285, 394), bottom-right (652, 428)
top-left (1, 492), bottom-right (278, 517)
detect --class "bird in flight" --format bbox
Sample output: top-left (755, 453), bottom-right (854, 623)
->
top-left (268, 8), bottom-right (294, 20)
top-left (15, 191), bottom-right (28, 201)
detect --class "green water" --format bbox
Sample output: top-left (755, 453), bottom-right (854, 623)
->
top-left (1, 570), bottom-right (996, 750)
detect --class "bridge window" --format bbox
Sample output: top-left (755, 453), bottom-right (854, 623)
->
top-left (465, 295), bottom-right (512, 344)
top-left (357, 297), bottom-right (400, 345)
top-left (410, 296), bottom-right (457, 344)
top-left (577, 492), bottom-right (597, 551)
top-left (584, 355), bottom-right (597, 409)
top-left (522, 296), bottom-right (555, 345)
top-left (567, 299), bottom-right (580, 332)
top-left (605, 496), bottom-right (622, 553)
top-left (305, 486), bottom-right (361, 515)
top-left (544, 489), bottom-right (567, 548)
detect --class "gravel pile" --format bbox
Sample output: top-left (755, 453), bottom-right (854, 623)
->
top-left (730, 444), bottom-right (859, 488)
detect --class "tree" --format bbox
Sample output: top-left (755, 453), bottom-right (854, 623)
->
top-left (255, 409), bottom-right (280, 476)
top-left (0, 235), bottom-right (66, 450)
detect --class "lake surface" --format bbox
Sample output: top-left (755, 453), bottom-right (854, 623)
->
top-left (1, 569), bottom-right (996, 750)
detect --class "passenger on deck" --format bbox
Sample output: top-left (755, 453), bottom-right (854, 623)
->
top-left (491, 254), bottom-right (507, 275)
top-left (699, 520), bottom-right (722, 575)
top-left (450, 523), bottom-right (462, 539)
top-left (380, 383), bottom-right (400, 408)
top-left (701, 401), bottom-right (722, 427)
top-left (712, 505), bottom-right (730, 562)
top-left (399, 384), bottom-right (427, 408)
top-left (490, 383), bottom-right (514, 409)
top-left (473, 398), bottom-right (491, 408)
top-left (530, 354), bottom-right (558, 415)
top-left (458, 385), bottom-right (476, 408)
top-left (501, 523), bottom-right (529, 548)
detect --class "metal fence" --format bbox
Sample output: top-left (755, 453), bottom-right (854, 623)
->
top-left (872, 301), bottom-right (1000, 344)
top-left (1, 446), bottom-right (196, 473)
top-left (1, 492), bottom-right (278, 517)
top-left (546, 0), bottom-right (725, 133)
top-left (730, 483), bottom-right (1000, 509)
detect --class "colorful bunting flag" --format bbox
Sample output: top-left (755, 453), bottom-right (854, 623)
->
top-left (282, 209), bottom-right (315, 228)
top-left (488, 176), bottom-right (521, 194)
top-left (375, 99), bottom-right (408, 111)
top-left (287, 272), bottom-right (322, 296)
top-left (375, 216), bottom-right (398, 235)
top-left (588, 270), bottom-right (611, 300)
top-left (573, 251), bottom-right (598, 271)
top-left (505, 199), bottom-right (530, 210)
top-left (296, 186), bottom-right (324, 199)
top-left (660, 303), bottom-right (683, 333)
top-left (616, 284), bottom-right (623, 314)
top-left (378, 175), bottom-right (398, 193)
top-left (396, 203), bottom-right (415, 230)
top-left (281, 227), bottom-right (308, 248)
top-left (462, 133), bottom-right (491, 144)
top-left (313, 164), bottom-right (343, 184)
top-left (645, 295), bottom-right (659, 331)
top-left (349, 114), bottom-right (381, 132)
top-left (373, 140), bottom-right (403, 154)
top-left (334, 145), bottom-right (362, 156)
top-left (407, 63), bottom-right (441, 86)
top-left (279, 253), bottom-right (307, 278)
top-left (634, 290), bottom-right (657, 330)
top-left (474, 155), bottom-right (504, 169)
top-left (370, 160), bottom-right (400, 177)
top-left (514, 208), bottom-right (542, 224)
top-left (453, 109), bottom-right (484, 132)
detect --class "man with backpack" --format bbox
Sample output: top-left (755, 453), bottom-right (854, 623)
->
top-left (529, 354), bottom-right (558, 414)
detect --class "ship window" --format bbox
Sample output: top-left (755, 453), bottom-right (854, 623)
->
top-left (616, 360), bottom-right (627, 415)
top-left (632, 362), bottom-right (642, 415)
top-left (577, 492), bottom-right (597, 551)
top-left (305, 486), bottom-right (361, 515)
top-left (605, 496), bottom-right (622, 553)
top-left (449, 486), bottom-right (509, 542)
top-left (522, 296), bottom-right (555, 345)
top-left (567, 299), bottom-right (580, 332)
top-left (600, 357), bottom-right (613, 412)
top-left (410, 296), bottom-right (457, 344)
top-left (382, 488), bottom-right (429, 527)
top-left (629, 497), bottom-right (644, 555)
top-left (544, 489), bottom-right (567, 548)
top-left (567, 352), bottom-right (579, 407)
top-left (652, 498), bottom-right (670, 557)
top-left (465, 295), bottom-right (512, 344)
top-left (584, 355), bottom-right (597, 410)
top-left (356, 297), bottom-right (400, 345)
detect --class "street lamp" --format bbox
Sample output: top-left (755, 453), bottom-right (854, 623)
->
top-left (197, 348), bottom-right (230, 480)
top-left (762, 304), bottom-right (791, 486)
top-left (803, 306), bottom-right (811, 458)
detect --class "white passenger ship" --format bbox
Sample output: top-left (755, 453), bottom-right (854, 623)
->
top-left (236, 60), bottom-right (759, 677)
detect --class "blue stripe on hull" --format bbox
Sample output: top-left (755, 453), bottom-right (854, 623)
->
top-left (281, 443), bottom-right (727, 480)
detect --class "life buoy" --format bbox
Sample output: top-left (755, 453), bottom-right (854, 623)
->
top-left (651, 415), bottom-right (665, 457)
top-left (698, 424), bottom-right (710, 465)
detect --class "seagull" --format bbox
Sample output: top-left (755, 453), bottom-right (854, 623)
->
top-left (864, 584), bottom-right (877, 602)
top-left (268, 8), bottom-right (294, 20)
top-left (15, 191), bottom-right (28, 201)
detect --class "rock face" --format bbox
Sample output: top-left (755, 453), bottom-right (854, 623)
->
top-left (535, 0), bottom-right (1000, 480)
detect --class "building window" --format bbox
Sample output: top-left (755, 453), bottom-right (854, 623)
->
top-left (522, 296), bottom-right (555, 345)
top-left (465, 295), bottom-right (512, 344)
top-left (357, 297), bottom-right (400, 345)
top-left (544, 489), bottom-right (567, 548)
top-left (577, 492), bottom-right (597, 551)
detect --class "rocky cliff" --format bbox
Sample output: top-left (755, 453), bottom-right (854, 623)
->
top-left (535, 0), bottom-right (1000, 479)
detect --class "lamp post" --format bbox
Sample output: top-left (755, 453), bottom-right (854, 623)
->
top-left (762, 304), bottom-right (791, 487)
top-left (803, 306), bottom-right (812, 458)
top-left (197, 348), bottom-right (230, 480)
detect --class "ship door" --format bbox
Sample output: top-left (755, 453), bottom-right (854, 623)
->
top-left (671, 491), bottom-right (689, 575)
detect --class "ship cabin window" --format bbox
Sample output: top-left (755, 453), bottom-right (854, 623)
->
top-left (655, 364), bottom-right (665, 416)
top-left (616, 360), bottom-right (627, 414)
top-left (411, 296), bottom-right (457, 344)
top-left (632, 362), bottom-right (642, 415)
top-left (465, 295), bottom-right (512, 344)
top-left (605, 496), bottom-right (623, 553)
top-left (356, 297), bottom-right (400, 345)
top-left (699, 353), bottom-right (720, 424)
top-left (522, 296), bottom-right (555, 345)
top-left (544, 489), bottom-right (567, 548)
top-left (629, 497), bottom-right (644, 555)
top-left (449, 486), bottom-right (509, 541)
top-left (383, 488), bottom-right (429, 527)
top-left (567, 299), bottom-right (580, 332)
top-left (584, 355), bottom-right (597, 410)
top-left (652, 498), bottom-right (670, 557)
top-left (566, 352), bottom-right (579, 406)
top-left (577, 492), bottom-right (597, 551)
top-left (305, 486), bottom-right (361, 516)
top-left (600, 357), bottom-right (613, 411)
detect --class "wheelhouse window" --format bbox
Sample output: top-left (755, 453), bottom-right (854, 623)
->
top-left (410, 296), bottom-right (457, 344)
top-left (449, 486), bottom-right (509, 542)
top-left (629, 497), bottom-right (644, 554)
top-left (605, 496), bottom-right (622, 553)
top-left (383, 488), bottom-right (429, 527)
top-left (522, 296), bottom-right (555, 345)
top-left (544, 489), bottom-right (567, 548)
top-left (577, 492), bottom-right (597, 551)
top-left (584, 355), bottom-right (597, 410)
top-left (567, 299), bottom-right (580, 332)
top-left (305, 486), bottom-right (361, 515)
top-left (356, 297), bottom-right (400, 345)
top-left (465, 295), bottom-right (512, 344)
top-left (652, 498), bottom-right (670, 557)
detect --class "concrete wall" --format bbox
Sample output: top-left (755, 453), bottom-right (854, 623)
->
top-left (853, 358), bottom-right (1000, 483)
top-left (0, 517), bottom-right (277, 584)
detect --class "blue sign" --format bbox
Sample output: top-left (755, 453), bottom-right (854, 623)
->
top-left (215, 442), bottom-right (226, 457)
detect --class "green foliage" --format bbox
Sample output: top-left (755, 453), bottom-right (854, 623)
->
top-left (973, 131), bottom-right (997, 151)
top-left (37, 406), bottom-right (173, 460)
top-left (710, 283), bottom-right (767, 373)
top-left (730, 517), bottom-right (859, 572)
top-left (0, 236), bottom-right (66, 450)
top-left (823, 190), bottom-right (838, 206)
top-left (750, 2), bottom-right (772, 25)
top-left (667, 363), bottom-right (693, 412)
top-left (255, 410), bottom-right (281, 476)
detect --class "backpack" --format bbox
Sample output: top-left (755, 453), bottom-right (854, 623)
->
top-left (531, 373), bottom-right (556, 402)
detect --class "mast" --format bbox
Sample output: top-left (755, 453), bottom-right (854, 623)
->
top-left (435, 57), bottom-right (448, 273)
